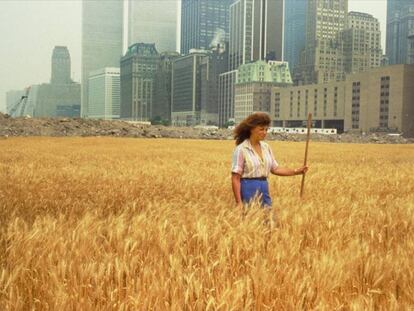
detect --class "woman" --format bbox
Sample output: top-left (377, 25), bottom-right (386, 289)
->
top-left (231, 112), bottom-right (308, 209)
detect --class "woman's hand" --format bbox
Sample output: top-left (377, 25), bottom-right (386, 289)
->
top-left (294, 165), bottom-right (309, 175)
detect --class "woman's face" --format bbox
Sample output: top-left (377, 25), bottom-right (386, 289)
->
top-left (250, 125), bottom-right (269, 141)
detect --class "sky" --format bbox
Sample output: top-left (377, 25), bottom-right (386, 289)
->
top-left (0, 0), bottom-right (388, 113)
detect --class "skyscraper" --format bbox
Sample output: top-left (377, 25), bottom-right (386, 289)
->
top-left (51, 46), bottom-right (71, 84)
top-left (229, 0), bottom-right (285, 71)
top-left (153, 52), bottom-right (181, 123)
top-left (35, 46), bottom-right (81, 118)
top-left (128, 0), bottom-right (178, 53)
top-left (171, 47), bottom-right (229, 126)
top-left (342, 12), bottom-right (382, 74)
top-left (180, 0), bottom-right (232, 54)
top-left (295, 0), bottom-right (348, 85)
top-left (120, 43), bottom-right (160, 121)
top-left (284, 0), bottom-right (307, 72)
top-left (81, 0), bottom-right (123, 118)
top-left (199, 45), bottom-right (229, 125)
top-left (88, 68), bottom-right (121, 120)
top-left (171, 51), bottom-right (207, 126)
top-left (220, 0), bottom-right (284, 127)
top-left (386, 0), bottom-right (414, 65)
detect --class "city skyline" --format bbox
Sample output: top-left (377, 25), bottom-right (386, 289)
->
top-left (0, 0), bottom-right (388, 113)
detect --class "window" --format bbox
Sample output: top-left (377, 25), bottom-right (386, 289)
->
top-left (352, 82), bottom-right (361, 129)
top-left (379, 76), bottom-right (391, 128)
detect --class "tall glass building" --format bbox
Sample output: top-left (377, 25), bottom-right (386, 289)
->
top-left (386, 0), bottom-right (414, 64)
top-left (51, 46), bottom-right (72, 85)
top-left (229, 0), bottom-right (284, 71)
top-left (180, 0), bottom-right (232, 54)
top-left (81, 0), bottom-right (123, 118)
top-left (283, 0), bottom-right (306, 73)
top-left (128, 0), bottom-right (178, 53)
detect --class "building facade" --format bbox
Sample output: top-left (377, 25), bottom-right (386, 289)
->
top-left (342, 12), bottom-right (383, 74)
top-left (386, 0), bottom-right (414, 65)
top-left (218, 70), bottom-right (238, 127)
top-left (30, 46), bottom-right (81, 118)
top-left (128, 0), bottom-right (178, 53)
top-left (229, 0), bottom-right (284, 71)
top-left (171, 48), bottom-right (228, 126)
top-left (171, 51), bottom-right (207, 126)
top-left (270, 64), bottom-right (414, 137)
top-left (221, 0), bottom-right (284, 127)
top-left (295, 0), bottom-right (348, 85)
top-left (284, 0), bottom-right (307, 73)
top-left (34, 83), bottom-right (81, 118)
top-left (81, 0), bottom-right (123, 118)
top-left (344, 64), bottom-right (414, 135)
top-left (181, 0), bottom-right (232, 55)
top-left (234, 60), bottom-right (293, 123)
top-left (199, 46), bottom-right (229, 125)
top-left (120, 43), bottom-right (160, 121)
top-left (51, 46), bottom-right (72, 84)
top-left (153, 52), bottom-right (181, 124)
top-left (88, 67), bottom-right (120, 120)
top-left (271, 81), bottom-right (345, 129)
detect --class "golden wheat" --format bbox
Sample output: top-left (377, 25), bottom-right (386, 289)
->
top-left (0, 137), bottom-right (413, 310)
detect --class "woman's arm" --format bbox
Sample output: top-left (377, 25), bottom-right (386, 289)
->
top-left (231, 173), bottom-right (242, 205)
top-left (271, 165), bottom-right (308, 176)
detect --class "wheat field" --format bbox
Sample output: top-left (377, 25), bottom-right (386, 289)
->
top-left (0, 137), bottom-right (413, 310)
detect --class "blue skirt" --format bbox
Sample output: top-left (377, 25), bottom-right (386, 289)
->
top-left (240, 178), bottom-right (272, 208)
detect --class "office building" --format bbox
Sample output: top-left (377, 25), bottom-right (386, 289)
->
top-left (81, 0), bottom-right (123, 117)
top-left (34, 83), bottom-right (80, 117)
top-left (271, 81), bottom-right (345, 129)
top-left (171, 51), bottom-right (207, 126)
top-left (199, 45), bottom-right (229, 125)
top-left (386, 0), bottom-right (414, 65)
top-left (295, 0), bottom-right (348, 85)
top-left (181, 0), bottom-right (232, 54)
top-left (88, 68), bottom-right (120, 120)
top-left (128, 0), bottom-right (178, 53)
top-left (229, 0), bottom-right (284, 71)
top-left (270, 64), bottom-right (414, 137)
top-left (342, 12), bottom-right (382, 74)
top-left (284, 0), bottom-right (307, 73)
top-left (221, 0), bottom-right (284, 126)
top-left (120, 43), bottom-right (160, 121)
top-left (218, 70), bottom-right (238, 127)
top-left (51, 46), bottom-right (72, 84)
top-left (30, 46), bottom-right (81, 118)
top-left (153, 51), bottom-right (181, 123)
top-left (171, 46), bottom-right (228, 126)
top-left (234, 60), bottom-right (293, 123)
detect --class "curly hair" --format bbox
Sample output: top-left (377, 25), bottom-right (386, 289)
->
top-left (233, 112), bottom-right (271, 145)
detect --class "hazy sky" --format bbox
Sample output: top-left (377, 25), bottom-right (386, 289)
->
top-left (0, 0), bottom-right (387, 113)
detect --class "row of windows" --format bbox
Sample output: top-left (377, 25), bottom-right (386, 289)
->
top-left (379, 76), bottom-right (390, 127)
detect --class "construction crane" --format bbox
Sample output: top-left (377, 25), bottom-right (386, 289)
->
top-left (9, 86), bottom-right (31, 117)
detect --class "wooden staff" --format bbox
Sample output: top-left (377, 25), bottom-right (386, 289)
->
top-left (300, 113), bottom-right (312, 198)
